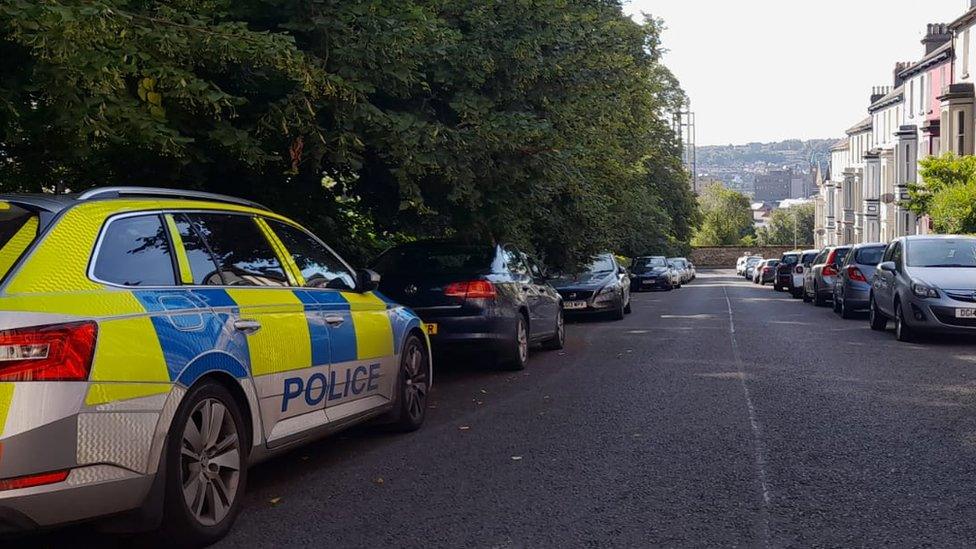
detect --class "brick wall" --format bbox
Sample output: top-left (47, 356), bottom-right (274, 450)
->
top-left (690, 246), bottom-right (812, 268)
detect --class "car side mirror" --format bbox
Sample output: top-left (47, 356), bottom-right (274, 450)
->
top-left (357, 268), bottom-right (380, 292)
top-left (879, 261), bottom-right (896, 273)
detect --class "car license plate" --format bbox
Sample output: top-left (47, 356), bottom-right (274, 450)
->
top-left (424, 323), bottom-right (438, 335)
top-left (564, 301), bottom-right (587, 310)
top-left (642, 279), bottom-right (654, 285)
top-left (956, 309), bottom-right (976, 319)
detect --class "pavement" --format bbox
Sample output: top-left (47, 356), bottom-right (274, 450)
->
top-left (17, 269), bottom-right (976, 547)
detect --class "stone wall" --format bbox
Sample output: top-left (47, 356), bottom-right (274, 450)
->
top-left (689, 246), bottom-right (812, 268)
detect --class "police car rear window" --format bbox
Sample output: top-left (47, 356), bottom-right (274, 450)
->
top-left (93, 215), bottom-right (177, 286)
top-left (0, 203), bottom-right (39, 279)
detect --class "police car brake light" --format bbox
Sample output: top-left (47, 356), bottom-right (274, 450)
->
top-left (0, 321), bottom-right (97, 382)
top-left (444, 280), bottom-right (496, 299)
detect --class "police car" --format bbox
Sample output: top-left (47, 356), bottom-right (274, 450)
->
top-left (0, 187), bottom-right (431, 544)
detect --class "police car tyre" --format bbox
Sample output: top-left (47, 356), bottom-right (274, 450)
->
top-left (162, 381), bottom-right (248, 547)
top-left (501, 315), bottom-right (529, 370)
top-left (541, 309), bottom-right (565, 350)
top-left (390, 334), bottom-right (430, 432)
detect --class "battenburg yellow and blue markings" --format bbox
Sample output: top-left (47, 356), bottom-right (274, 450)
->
top-left (129, 288), bottom-right (412, 387)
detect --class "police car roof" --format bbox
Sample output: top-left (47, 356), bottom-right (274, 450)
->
top-left (0, 186), bottom-right (269, 215)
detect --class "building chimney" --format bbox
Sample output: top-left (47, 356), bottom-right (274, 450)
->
top-left (921, 23), bottom-right (951, 55)
top-left (870, 85), bottom-right (889, 105)
top-left (893, 61), bottom-right (913, 88)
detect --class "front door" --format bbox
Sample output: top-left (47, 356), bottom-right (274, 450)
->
top-left (174, 212), bottom-right (319, 445)
top-left (263, 219), bottom-right (396, 424)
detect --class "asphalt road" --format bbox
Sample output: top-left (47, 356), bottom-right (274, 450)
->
top-left (19, 269), bottom-right (976, 547)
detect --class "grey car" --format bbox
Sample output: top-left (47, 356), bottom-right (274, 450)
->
top-left (869, 235), bottom-right (976, 342)
top-left (803, 246), bottom-right (851, 306)
top-left (832, 243), bottom-right (886, 318)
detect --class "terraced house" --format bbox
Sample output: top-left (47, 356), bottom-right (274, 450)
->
top-left (815, 12), bottom-right (972, 246)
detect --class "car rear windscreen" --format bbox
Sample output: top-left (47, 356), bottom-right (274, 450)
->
top-left (781, 254), bottom-right (798, 264)
top-left (373, 245), bottom-right (496, 275)
top-left (0, 203), bottom-right (39, 279)
top-left (801, 252), bottom-right (818, 264)
top-left (855, 246), bottom-right (885, 265)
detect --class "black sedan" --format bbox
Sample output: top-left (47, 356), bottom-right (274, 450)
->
top-left (629, 255), bottom-right (675, 291)
top-left (550, 253), bottom-right (632, 320)
top-left (372, 241), bottom-right (564, 370)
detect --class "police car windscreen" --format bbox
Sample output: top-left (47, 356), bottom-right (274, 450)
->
top-left (374, 244), bottom-right (496, 275)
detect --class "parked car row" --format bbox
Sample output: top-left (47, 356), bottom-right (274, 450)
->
top-left (755, 235), bottom-right (976, 343)
top-left (372, 245), bottom-right (639, 372)
top-left (629, 256), bottom-right (696, 291)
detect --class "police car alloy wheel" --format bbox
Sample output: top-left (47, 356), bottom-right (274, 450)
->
top-left (163, 381), bottom-right (248, 545)
top-left (391, 334), bottom-right (429, 432)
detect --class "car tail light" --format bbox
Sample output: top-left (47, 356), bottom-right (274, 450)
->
top-left (763, 267), bottom-right (771, 273)
top-left (0, 469), bottom-right (70, 491)
top-left (0, 321), bottom-right (97, 382)
top-left (444, 280), bottom-right (496, 299)
top-left (848, 266), bottom-right (868, 282)
top-left (822, 264), bottom-right (838, 277)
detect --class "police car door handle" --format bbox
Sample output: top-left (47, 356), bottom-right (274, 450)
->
top-left (324, 314), bottom-right (345, 327)
top-left (233, 319), bottom-right (261, 334)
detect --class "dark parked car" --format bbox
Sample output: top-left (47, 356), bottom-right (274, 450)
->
top-left (551, 253), bottom-right (632, 320)
top-left (832, 243), bottom-right (886, 318)
top-left (774, 251), bottom-right (800, 292)
top-left (869, 235), bottom-right (976, 342)
top-left (630, 255), bottom-right (675, 291)
top-left (803, 246), bottom-right (851, 306)
top-left (372, 241), bottom-right (564, 370)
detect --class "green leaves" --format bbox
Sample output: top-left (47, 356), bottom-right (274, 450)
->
top-left (692, 185), bottom-right (755, 246)
top-left (909, 153), bottom-right (976, 234)
top-left (0, 0), bottom-right (693, 269)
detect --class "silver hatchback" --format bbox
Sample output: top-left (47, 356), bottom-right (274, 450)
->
top-left (833, 243), bottom-right (886, 318)
top-left (869, 235), bottom-right (976, 342)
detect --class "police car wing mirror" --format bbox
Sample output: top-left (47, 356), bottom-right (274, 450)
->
top-left (358, 268), bottom-right (380, 292)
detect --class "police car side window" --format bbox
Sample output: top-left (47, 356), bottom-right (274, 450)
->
top-left (188, 213), bottom-right (288, 287)
top-left (266, 220), bottom-right (356, 290)
top-left (93, 215), bottom-right (176, 286)
top-left (172, 214), bottom-right (223, 285)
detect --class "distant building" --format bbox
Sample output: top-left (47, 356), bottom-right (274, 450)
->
top-left (753, 169), bottom-right (793, 202)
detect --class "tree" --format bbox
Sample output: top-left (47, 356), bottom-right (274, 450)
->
top-left (756, 203), bottom-right (814, 246)
top-left (691, 185), bottom-right (753, 246)
top-left (0, 0), bottom-right (694, 268)
top-left (904, 153), bottom-right (976, 235)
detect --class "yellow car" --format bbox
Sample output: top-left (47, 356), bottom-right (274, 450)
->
top-left (0, 187), bottom-right (431, 545)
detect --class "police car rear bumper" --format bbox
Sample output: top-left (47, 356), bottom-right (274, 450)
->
top-left (0, 467), bottom-right (153, 533)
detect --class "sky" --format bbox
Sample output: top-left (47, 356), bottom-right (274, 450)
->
top-left (624, 0), bottom-right (969, 146)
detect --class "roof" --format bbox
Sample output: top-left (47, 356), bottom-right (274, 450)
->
top-left (897, 43), bottom-right (953, 80)
top-left (830, 138), bottom-right (849, 152)
top-left (845, 117), bottom-right (873, 135)
top-left (868, 85), bottom-right (904, 113)
top-left (950, 7), bottom-right (976, 30)
top-left (0, 187), bottom-right (269, 215)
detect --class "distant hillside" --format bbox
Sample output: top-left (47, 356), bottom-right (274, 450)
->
top-left (698, 139), bottom-right (835, 170)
